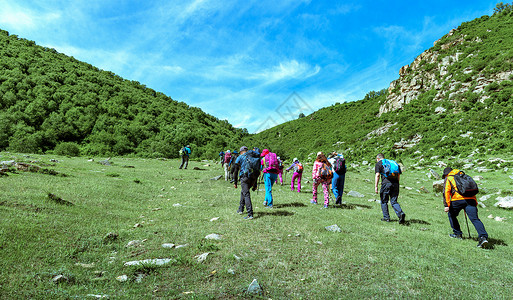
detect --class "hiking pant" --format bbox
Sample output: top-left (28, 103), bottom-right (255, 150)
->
top-left (313, 179), bottom-right (330, 205)
top-left (332, 172), bottom-right (346, 204)
top-left (239, 175), bottom-right (255, 217)
top-left (264, 172), bottom-right (278, 206)
top-left (224, 164), bottom-right (230, 181)
top-left (380, 181), bottom-right (403, 219)
top-left (179, 155), bottom-right (189, 169)
top-left (277, 169), bottom-right (283, 185)
top-left (448, 199), bottom-right (488, 238)
top-left (291, 172), bottom-right (302, 192)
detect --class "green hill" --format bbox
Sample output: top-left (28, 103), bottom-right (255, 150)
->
top-left (244, 6), bottom-right (513, 164)
top-left (0, 30), bottom-right (247, 158)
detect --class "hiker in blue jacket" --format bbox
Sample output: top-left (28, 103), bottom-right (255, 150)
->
top-left (374, 153), bottom-right (406, 224)
top-left (179, 145), bottom-right (191, 169)
top-left (329, 152), bottom-right (346, 205)
top-left (233, 146), bottom-right (260, 220)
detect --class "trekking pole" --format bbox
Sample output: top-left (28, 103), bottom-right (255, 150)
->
top-left (464, 211), bottom-right (471, 238)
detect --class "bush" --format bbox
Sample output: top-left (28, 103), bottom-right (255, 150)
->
top-left (54, 142), bottom-right (81, 157)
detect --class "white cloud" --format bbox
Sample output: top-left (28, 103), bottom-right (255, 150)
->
top-left (251, 60), bottom-right (321, 83)
top-left (0, 1), bottom-right (61, 31)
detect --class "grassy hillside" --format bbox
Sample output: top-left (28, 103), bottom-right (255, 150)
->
top-left (1, 152), bottom-right (512, 298)
top-left (0, 30), bottom-right (247, 158)
top-left (246, 7), bottom-right (513, 164)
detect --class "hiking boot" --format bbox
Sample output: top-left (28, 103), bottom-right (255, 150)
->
top-left (237, 209), bottom-right (243, 214)
top-left (263, 201), bottom-right (267, 206)
top-left (265, 205), bottom-right (273, 209)
top-left (399, 213), bottom-right (406, 225)
top-left (449, 234), bottom-right (463, 239)
top-left (477, 236), bottom-right (489, 248)
top-left (381, 218), bottom-right (390, 222)
top-left (310, 200), bottom-right (317, 204)
top-left (243, 215), bottom-right (254, 220)
top-left (322, 204), bottom-right (328, 209)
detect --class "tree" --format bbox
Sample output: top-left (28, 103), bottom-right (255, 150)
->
top-left (298, 112), bottom-right (305, 119)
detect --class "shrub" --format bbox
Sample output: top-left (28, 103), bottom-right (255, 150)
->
top-left (54, 142), bottom-right (81, 157)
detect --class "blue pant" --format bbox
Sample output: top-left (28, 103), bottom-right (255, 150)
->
top-left (332, 172), bottom-right (346, 204)
top-left (380, 181), bottom-right (403, 219)
top-left (448, 199), bottom-right (488, 238)
top-left (264, 172), bottom-right (278, 206)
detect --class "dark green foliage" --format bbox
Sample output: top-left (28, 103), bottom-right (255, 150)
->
top-left (54, 142), bottom-right (80, 157)
top-left (0, 29), bottom-right (246, 158)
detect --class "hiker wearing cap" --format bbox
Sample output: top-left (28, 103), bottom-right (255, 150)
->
top-left (219, 151), bottom-right (225, 167)
top-left (234, 146), bottom-right (260, 220)
top-left (374, 153), bottom-right (405, 223)
top-left (228, 150), bottom-right (239, 182)
top-left (312, 152), bottom-right (332, 208)
top-left (223, 150), bottom-right (232, 181)
top-left (277, 156), bottom-right (284, 185)
top-left (178, 145), bottom-right (192, 169)
top-left (286, 158), bottom-right (303, 192)
top-left (261, 149), bottom-right (279, 208)
top-left (329, 152), bottom-right (347, 205)
top-left (442, 167), bottom-right (489, 248)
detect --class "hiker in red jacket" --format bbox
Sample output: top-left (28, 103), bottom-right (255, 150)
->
top-left (312, 152), bottom-right (332, 208)
top-left (286, 158), bottom-right (303, 192)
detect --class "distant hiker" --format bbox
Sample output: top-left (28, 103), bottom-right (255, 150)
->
top-left (312, 152), bottom-right (333, 208)
top-left (286, 158), bottom-right (303, 193)
top-left (219, 151), bottom-right (225, 166)
top-left (229, 150), bottom-right (239, 182)
top-left (261, 149), bottom-right (280, 208)
top-left (329, 152), bottom-right (346, 205)
top-left (374, 153), bottom-right (406, 224)
top-left (277, 156), bottom-right (284, 185)
top-left (442, 167), bottom-right (489, 248)
top-left (178, 145), bottom-right (192, 169)
top-left (233, 146), bottom-right (261, 220)
top-left (223, 150), bottom-right (232, 181)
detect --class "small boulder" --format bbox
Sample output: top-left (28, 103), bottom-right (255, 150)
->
top-left (432, 180), bottom-right (444, 193)
top-left (247, 279), bottom-right (263, 295)
top-left (205, 233), bottom-right (222, 240)
top-left (325, 224), bottom-right (341, 232)
top-left (347, 191), bottom-right (364, 198)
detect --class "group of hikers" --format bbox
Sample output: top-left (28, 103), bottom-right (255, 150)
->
top-left (179, 145), bottom-right (490, 249)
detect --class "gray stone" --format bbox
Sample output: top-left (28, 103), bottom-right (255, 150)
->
top-left (479, 195), bottom-right (491, 201)
top-left (52, 274), bottom-right (68, 284)
top-left (194, 252), bottom-right (212, 263)
top-left (495, 196), bottom-right (513, 209)
top-left (124, 258), bottom-right (175, 266)
top-left (205, 233), bottom-right (222, 240)
top-left (116, 275), bottom-right (128, 282)
top-left (247, 279), bottom-right (263, 295)
top-left (162, 243), bottom-right (175, 249)
top-left (432, 180), bottom-right (445, 193)
top-left (325, 224), bottom-right (341, 232)
top-left (211, 175), bottom-right (222, 180)
top-left (347, 191), bottom-right (365, 198)
top-left (429, 169), bottom-right (441, 180)
top-left (126, 240), bottom-right (142, 247)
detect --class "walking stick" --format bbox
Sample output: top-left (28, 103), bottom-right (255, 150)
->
top-left (464, 210), bottom-right (471, 238)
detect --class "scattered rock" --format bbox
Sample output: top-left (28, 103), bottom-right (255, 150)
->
top-left (172, 203), bottom-right (182, 207)
top-left (126, 240), bottom-right (142, 247)
top-left (478, 202), bottom-right (486, 208)
top-left (404, 187), bottom-right (413, 190)
top-left (103, 232), bottom-right (119, 242)
top-left (432, 180), bottom-right (444, 193)
top-left (194, 252), bottom-right (212, 263)
top-left (210, 175), bottom-right (222, 180)
top-left (133, 223), bottom-right (143, 228)
top-left (52, 274), bottom-right (69, 284)
top-left (495, 216), bottom-right (506, 222)
top-left (347, 191), bottom-right (364, 198)
top-left (75, 262), bottom-right (95, 268)
top-left (495, 196), bottom-right (513, 209)
top-left (325, 224), bottom-right (341, 232)
top-left (210, 217), bottom-right (220, 222)
top-left (227, 269), bottom-right (235, 275)
top-left (247, 279), bottom-right (263, 295)
top-left (474, 176), bottom-right (484, 181)
top-left (418, 186), bottom-right (429, 193)
top-left (135, 273), bottom-right (145, 283)
top-left (233, 254), bottom-right (242, 261)
top-left (152, 207), bottom-right (162, 211)
top-left (86, 294), bottom-right (108, 298)
top-left (205, 233), bottom-right (222, 240)
top-left (116, 275), bottom-right (128, 282)
top-left (175, 244), bottom-right (189, 249)
top-left (162, 243), bottom-right (175, 249)
top-left (99, 158), bottom-right (112, 166)
top-left (479, 195), bottom-right (491, 201)
top-left (429, 169), bottom-right (441, 180)
top-left (124, 258), bottom-right (175, 266)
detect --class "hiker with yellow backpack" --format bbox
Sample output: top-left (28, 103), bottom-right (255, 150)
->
top-left (442, 167), bottom-right (489, 248)
top-left (311, 152), bottom-right (333, 208)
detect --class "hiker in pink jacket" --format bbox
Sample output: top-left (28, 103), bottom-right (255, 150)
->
top-left (312, 152), bottom-right (332, 208)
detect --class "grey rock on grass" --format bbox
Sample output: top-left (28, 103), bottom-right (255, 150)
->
top-left (247, 278), bottom-right (263, 295)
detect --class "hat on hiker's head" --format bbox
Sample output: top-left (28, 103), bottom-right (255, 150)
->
top-left (293, 158), bottom-right (298, 162)
top-left (442, 167), bottom-right (453, 179)
top-left (317, 151), bottom-right (323, 156)
top-left (277, 156), bottom-right (280, 160)
top-left (186, 145), bottom-right (190, 148)
top-left (226, 150), bottom-right (231, 153)
top-left (261, 149), bottom-right (270, 157)
top-left (239, 146), bottom-right (248, 152)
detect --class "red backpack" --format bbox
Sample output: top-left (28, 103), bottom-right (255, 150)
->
top-left (224, 152), bottom-right (232, 164)
top-left (262, 152), bottom-right (280, 172)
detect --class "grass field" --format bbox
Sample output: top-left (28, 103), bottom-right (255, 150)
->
top-left (1, 152), bottom-right (512, 299)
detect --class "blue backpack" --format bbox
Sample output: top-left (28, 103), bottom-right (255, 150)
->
top-left (240, 150), bottom-right (261, 177)
top-left (381, 159), bottom-right (400, 179)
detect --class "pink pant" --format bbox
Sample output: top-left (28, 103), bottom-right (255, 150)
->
top-left (278, 169), bottom-right (283, 184)
top-left (291, 172), bottom-right (302, 192)
top-left (312, 179), bottom-right (330, 205)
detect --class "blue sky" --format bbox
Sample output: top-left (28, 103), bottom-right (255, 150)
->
top-left (0, 0), bottom-right (498, 133)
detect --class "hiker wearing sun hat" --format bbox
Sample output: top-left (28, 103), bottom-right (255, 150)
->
top-left (286, 158), bottom-right (303, 192)
top-left (442, 167), bottom-right (489, 248)
top-left (261, 149), bottom-right (280, 208)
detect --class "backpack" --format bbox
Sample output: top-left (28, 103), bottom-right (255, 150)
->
top-left (318, 162), bottom-right (333, 180)
top-left (262, 152), bottom-right (280, 172)
top-left (381, 159), bottom-right (400, 179)
top-left (224, 152), bottom-right (232, 164)
top-left (240, 150), bottom-right (261, 177)
top-left (450, 171), bottom-right (479, 197)
top-left (294, 163), bottom-right (303, 173)
top-left (333, 156), bottom-right (346, 174)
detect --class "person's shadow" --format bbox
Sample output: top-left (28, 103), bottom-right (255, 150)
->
top-left (272, 202), bottom-right (307, 208)
top-left (332, 203), bottom-right (373, 210)
top-left (255, 210), bottom-right (295, 218)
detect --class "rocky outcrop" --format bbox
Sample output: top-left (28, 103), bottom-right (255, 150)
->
top-left (379, 28), bottom-right (513, 116)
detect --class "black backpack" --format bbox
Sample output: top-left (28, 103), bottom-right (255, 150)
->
top-left (333, 157), bottom-right (346, 174)
top-left (450, 171), bottom-right (479, 197)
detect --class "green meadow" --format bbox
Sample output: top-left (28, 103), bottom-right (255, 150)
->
top-left (1, 152), bottom-right (512, 299)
